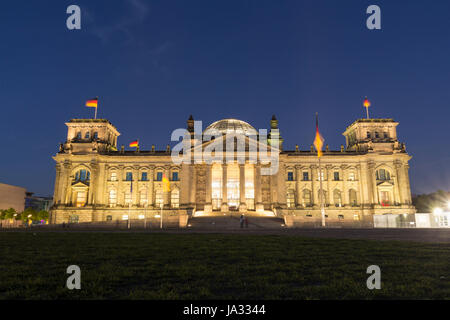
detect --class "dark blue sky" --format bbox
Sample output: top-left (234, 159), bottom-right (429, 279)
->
top-left (1, 0), bottom-right (449, 196)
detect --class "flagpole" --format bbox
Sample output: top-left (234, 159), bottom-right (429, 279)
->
top-left (94, 106), bottom-right (97, 120)
top-left (318, 156), bottom-right (326, 227)
top-left (160, 202), bottom-right (163, 229)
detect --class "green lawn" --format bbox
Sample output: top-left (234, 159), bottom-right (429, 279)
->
top-left (0, 232), bottom-right (448, 299)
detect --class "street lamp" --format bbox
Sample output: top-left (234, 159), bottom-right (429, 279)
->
top-left (433, 207), bottom-right (443, 215)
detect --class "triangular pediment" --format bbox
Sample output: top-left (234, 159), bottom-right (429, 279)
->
top-left (191, 132), bottom-right (279, 155)
top-left (377, 181), bottom-right (394, 187)
top-left (71, 181), bottom-right (90, 188)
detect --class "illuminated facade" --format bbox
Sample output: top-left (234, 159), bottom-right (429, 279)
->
top-left (49, 116), bottom-right (416, 225)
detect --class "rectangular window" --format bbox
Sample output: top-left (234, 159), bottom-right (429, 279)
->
top-left (287, 171), bottom-right (294, 181)
top-left (93, 132), bottom-right (98, 139)
top-left (303, 172), bottom-right (309, 181)
top-left (367, 131), bottom-right (371, 139)
top-left (141, 172), bottom-right (148, 181)
top-left (156, 172), bottom-right (163, 181)
top-left (318, 170), bottom-right (325, 181)
top-left (334, 172), bottom-right (340, 181)
top-left (106, 215), bottom-right (112, 221)
top-left (348, 172), bottom-right (355, 181)
top-left (85, 132), bottom-right (90, 139)
top-left (375, 132), bottom-right (379, 138)
top-left (110, 172), bottom-right (117, 181)
top-left (126, 172), bottom-right (133, 181)
top-left (384, 132), bottom-right (388, 139)
top-left (172, 172), bottom-right (179, 181)
top-left (124, 192), bottom-right (132, 205)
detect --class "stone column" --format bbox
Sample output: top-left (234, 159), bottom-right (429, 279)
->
top-left (310, 165), bottom-right (317, 206)
top-left (148, 166), bottom-right (155, 207)
top-left (221, 164), bottom-right (228, 212)
top-left (239, 164), bottom-right (246, 212)
top-left (204, 164), bottom-right (212, 213)
top-left (326, 165), bottom-right (332, 206)
top-left (117, 165), bottom-right (124, 206)
top-left (189, 165), bottom-right (196, 206)
top-left (63, 162), bottom-right (73, 205)
top-left (341, 165), bottom-right (348, 206)
top-left (255, 164), bottom-right (263, 212)
top-left (393, 161), bottom-right (403, 205)
top-left (403, 163), bottom-right (412, 204)
top-left (132, 165), bottom-right (140, 206)
top-left (295, 165), bottom-right (302, 206)
top-left (368, 161), bottom-right (379, 205)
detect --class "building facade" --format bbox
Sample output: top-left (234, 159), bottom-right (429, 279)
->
top-left (49, 116), bottom-right (415, 225)
top-left (0, 182), bottom-right (26, 213)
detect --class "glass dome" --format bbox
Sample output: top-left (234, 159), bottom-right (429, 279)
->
top-left (204, 119), bottom-right (258, 136)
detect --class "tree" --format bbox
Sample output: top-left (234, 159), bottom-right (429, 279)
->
top-left (37, 210), bottom-right (49, 221)
top-left (412, 190), bottom-right (450, 213)
top-left (2, 208), bottom-right (17, 220)
top-left (21, 207), bottom-right (37, 222)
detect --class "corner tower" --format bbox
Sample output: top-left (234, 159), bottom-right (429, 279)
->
top-left (62, 119), bottom-right (120, 154)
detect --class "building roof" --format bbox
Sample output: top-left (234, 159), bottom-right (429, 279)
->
top-left (204, 119), bottom-right (258, 136)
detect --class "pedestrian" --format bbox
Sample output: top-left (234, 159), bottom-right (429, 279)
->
top-left (240, 214), bottom-right (244, 228)
top-left (244, 216), bottom-right (249, 228)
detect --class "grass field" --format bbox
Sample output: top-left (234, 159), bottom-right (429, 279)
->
top-left (0, 232), bottom-right (448, 299)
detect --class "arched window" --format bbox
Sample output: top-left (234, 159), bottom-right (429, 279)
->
top-left (171, 189), bottom-right (179, 208)
top-left (140, 189), bottom-right (148, 206)
top-left (124, 192), bottom-right (132, 205)
top-left (110, 172), bottom-right (117, 181)
top-left (349, 189), bottom-right (358, 206)
top-left (109, 189), bottom-right (117, 207)
top-left (318, 189), bottom-right (328, 205)
top-left (155, 190), bottom-right (163, 207)
top-left (376, 169), bottom-right (391, 181)
top-left (303, 189), bottom-right (312, 207)
top-left (74, 169), bottom-right (90, 182)
top-left (333, 189), bottom-right (342, 207)
top-left (286, 189), bottom-right (295, 208)
top-left (85, 132), bottom-right (90, 139)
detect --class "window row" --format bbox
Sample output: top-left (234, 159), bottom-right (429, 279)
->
top-left (286, 189), bottom-right (358, 208)
top-left (108, 189), bottom-right (179, 208)
top-left (109, 171), bottom-right (179, 182)
top-left (286, 170), bottom-right (356, 181)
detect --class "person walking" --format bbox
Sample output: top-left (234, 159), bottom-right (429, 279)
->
top-left (240, 214), bottom-right (244, 228)
top-left (244, 216), bottom-right (249, 228)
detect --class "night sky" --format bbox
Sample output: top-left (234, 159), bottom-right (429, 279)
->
top-left (1, 0), bottom-right (449, 196)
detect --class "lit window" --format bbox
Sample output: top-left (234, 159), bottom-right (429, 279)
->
top-left (155, 190), bottom-right (163, 206)
top-left (106, 215), bottom-right (112, 221)
top-left (122, 215), bottom-right (129, 220)
top-left (348, 172), bottom-right (355, 181)
top-left (333, 189), bottom-right (342, 207)
top-left (287, 171), bottom-right (294, 181)
top-left (302, 189), bottom-right (312, 207)
top-left (110, 172), bottom-right (117, 181)
top-left (124, 192), bottom-right (132, 205)
top-left (171, 189), bottom-right (179, 208)
top-left (140, 189), bottom-right (147, 206)
top-left (286, 189), bottom-right (295, 208)
top-left (75, 191), bottom-right (87, 207)
top-left (109, 189), bottom-right (117, 206)
top-left (317, 170), bottom-right (325, 181)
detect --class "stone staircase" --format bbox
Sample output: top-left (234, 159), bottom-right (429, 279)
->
top-left (187, 215), bottom-right (285, 230)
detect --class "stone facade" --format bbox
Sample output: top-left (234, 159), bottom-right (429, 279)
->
top-left (50, 116), bottom-right (416, 225)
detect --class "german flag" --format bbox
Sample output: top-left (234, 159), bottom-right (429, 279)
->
top-left (162, 173), bottom-right (171, 192)
top-left (129, 140), bottom-right (139, 148)
top-left (86, 98), bottom-right (98, 108)
top-left (363, 97), bottom-right (371, 108)
top-left (313, 113), bottom-right (324, 158)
